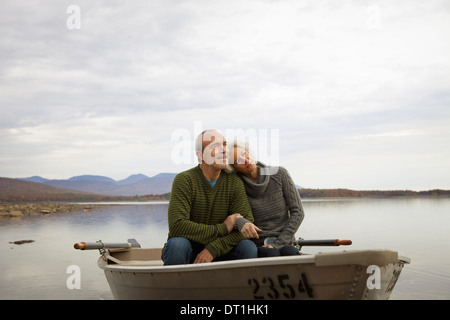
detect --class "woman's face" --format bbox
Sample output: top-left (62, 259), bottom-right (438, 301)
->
top-left (232, 146), bottom-right (256, 175)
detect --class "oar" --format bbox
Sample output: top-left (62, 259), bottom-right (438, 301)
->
top-left (74, 238), bottom-right (141, 250)
top-left (293, 239), bottom-right (352, 249)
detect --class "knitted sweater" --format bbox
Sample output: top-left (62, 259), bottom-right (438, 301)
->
top-left (235, 162), bottom-right (305, 249)
top-left (166, 165), bottom-right (254, 258)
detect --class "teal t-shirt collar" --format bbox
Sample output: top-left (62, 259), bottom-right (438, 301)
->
top-left (207, 179), bottom-right (218, 187)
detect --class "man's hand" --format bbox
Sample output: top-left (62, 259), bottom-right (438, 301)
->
top-left (223, 213), bottom-right (242, 233)
top-left (240, 222), bottom-right (262, 239)
top-left (193, 248), bottom-right (214, 264)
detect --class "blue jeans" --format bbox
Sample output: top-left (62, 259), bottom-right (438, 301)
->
top-left (163, 237), bottom-right (258, 265)
top-left (257, 245), bottom-right (300, 257)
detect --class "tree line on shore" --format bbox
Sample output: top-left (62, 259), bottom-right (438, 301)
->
top-left (298, 188), bottom-right (450, 198)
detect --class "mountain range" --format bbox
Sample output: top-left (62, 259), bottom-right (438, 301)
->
top-left (16, 173), bottom-right (177, 196)
top-left (3, 174), bottom-right (448, 202)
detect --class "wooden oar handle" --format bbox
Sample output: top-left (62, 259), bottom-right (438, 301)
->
top-left (334, 239), bottom-right (352, 246)
top-left (73, 239), bottom-right (141, 250)
top-left (294, 239), bottom-right (353, 247)
top-left (74, 242), bottom-right (87, 250)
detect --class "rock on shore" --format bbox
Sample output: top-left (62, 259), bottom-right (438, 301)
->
top-left (9, 240), bottom-right (35, 245)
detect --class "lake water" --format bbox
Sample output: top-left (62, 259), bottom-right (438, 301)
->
top-left (0, 197), bottom-right (449, 300)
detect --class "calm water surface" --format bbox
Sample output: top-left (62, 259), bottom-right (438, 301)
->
top-left (1, 198), bottom-right (449, 300)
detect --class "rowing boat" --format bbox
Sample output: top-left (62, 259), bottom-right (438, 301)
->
top-left (74, 239), bottom-right (410, 300)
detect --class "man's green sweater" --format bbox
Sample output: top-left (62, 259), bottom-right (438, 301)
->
top-left (166, 165), bottom-right (254, 258)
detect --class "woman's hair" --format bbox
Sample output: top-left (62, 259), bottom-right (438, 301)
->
top-left (223, 139), bottom-right (256, 174)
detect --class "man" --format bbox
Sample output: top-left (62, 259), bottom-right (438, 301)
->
top-left (163, 129), bottom-right (258, 265)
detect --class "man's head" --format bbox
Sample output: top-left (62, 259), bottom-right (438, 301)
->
top-left (195, 129), bottom-right (228, 170)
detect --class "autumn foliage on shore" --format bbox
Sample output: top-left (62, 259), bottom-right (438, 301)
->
top-left (298, 188), bottom-right (450, 198)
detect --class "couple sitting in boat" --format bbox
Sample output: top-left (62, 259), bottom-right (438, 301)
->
top-left (163, 129), bottom-right (305, 265)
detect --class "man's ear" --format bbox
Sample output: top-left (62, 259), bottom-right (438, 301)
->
top-left (195, 150), bottom-right (203, 163)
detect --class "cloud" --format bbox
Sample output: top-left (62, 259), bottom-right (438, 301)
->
top-left (0, 0), bottom-right (449, 190)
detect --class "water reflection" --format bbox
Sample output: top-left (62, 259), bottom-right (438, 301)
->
top-left (1, 198), bottom-right (449, 299)
top-left (0, 202), bottom-right (170, 300)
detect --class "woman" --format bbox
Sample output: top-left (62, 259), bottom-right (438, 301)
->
top-left (228, 140), bottom-right (305, 257)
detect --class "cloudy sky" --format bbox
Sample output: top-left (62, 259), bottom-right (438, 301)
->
top-left (1, 0), bottom-right (449, 191)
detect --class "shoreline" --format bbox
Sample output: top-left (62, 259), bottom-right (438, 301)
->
top-left (0, 200), bottom-right (169, 219)
top-left (2, 194), bottom-right (449, 219)
top-left (0, 202), bottom-right (107, 218)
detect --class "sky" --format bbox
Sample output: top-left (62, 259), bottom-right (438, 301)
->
top-left (1, 0), bottom-right (449, 191)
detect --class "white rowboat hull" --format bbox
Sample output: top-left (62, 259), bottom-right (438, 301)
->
top-left (98, 248), bottom-right (410, 300)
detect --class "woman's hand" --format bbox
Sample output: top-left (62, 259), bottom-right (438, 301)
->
top-left (240, 222), bottom-right (262, 239)
top-left (224, 213), bottom-right (243, 233)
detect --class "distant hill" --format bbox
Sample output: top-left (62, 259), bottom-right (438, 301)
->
top-left (68, 175), bottom-right (116, 183)
top-left (1, 177), bottom-right (85, 195)
top-left (0, 177), bottom-right (116, 202)
top-left (19, 176), bottom-right (49, 183)
top-left (17, 173), bottom-right (177, 196)
top-left (116, 174), bottom-right (149, 185)
top-left (9, 174), bottom-right (450, 201)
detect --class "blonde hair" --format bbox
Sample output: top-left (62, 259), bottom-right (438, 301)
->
top-left (224, 139), bottom-right (256, 173)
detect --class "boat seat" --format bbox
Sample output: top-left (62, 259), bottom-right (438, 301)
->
top-left (106, 248), bottom-right (163, 266)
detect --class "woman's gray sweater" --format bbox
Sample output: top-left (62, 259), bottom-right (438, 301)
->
top-left (235, 162), bottom-right (305, 249)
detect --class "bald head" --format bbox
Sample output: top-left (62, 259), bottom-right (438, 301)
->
top-left (195, 129), bottom-right (228, 168)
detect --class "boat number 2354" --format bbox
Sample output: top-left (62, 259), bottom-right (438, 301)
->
top-left (247, 273), bottom-right (314, 299)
